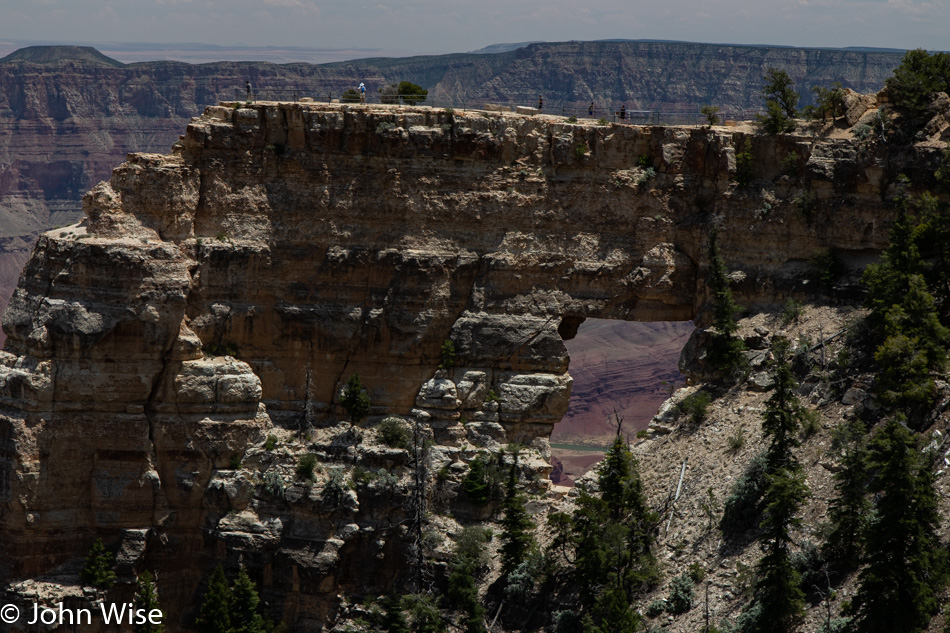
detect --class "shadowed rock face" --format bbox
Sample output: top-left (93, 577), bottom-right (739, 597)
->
top-left (0, 102), bottom-right (939, 628)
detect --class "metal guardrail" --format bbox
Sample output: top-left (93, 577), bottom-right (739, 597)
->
top-left (232, 89), bottom-right (763, 126)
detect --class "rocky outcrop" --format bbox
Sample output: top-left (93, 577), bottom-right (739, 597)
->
top-left (0, 101), bottom-right (944, 630)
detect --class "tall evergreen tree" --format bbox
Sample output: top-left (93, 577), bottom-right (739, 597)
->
top-left (133, 571), bottom-right (164, 633)
top-left (822, 419), bottom-right (870, 573)
top-left (196, 566), bottom-right (232, 633)
top-left (381, 592), bottom-right (410, 633)
top-left (557, 425), bottom-right (658, 633)
top-left (853, 419), bottom-right (944, 633)
top-left (231, 566), bottom-right (266, 633)
top-left (744, 339), bottom-right (809, 633)
top-left (706, 228), bottom-right (748, 379)
top-left (499, 450), bottom-right (536, 578)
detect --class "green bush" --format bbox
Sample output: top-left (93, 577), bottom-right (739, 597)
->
top-left (341, 88), bottom-right (360, 104)
top-left (567, 115), bottom-right (577, 123)
top-left (264, 434), bottom-right (278, 451)
top-left (461, 455), bottom-right (493, 506)
top-left (229, 453), bottom-right (243, 470)
top-left (757, 68), bottom-right (799, 134)
top-left (81, 538), bottom-right (117, 588)
top-left (734, 138), bottom-right (754, 188)
top-left (377, 417), bottom-right (412, 450)
top-left (701, 105), bottom-right (720, 126)
top-left (644, 599), bottom-right (666, 618)
top-left (728, 427), bottom-right (747, 451)
top-left (574, 143), bottom-right (589, 158)
top-left (295, 454), bottom-right (317, 482)
top-left (666, 574), bottom-right (694, 615)
top-left (439, 339), bottom-right (456, 369)
top-left (677, 391), bottom-right (712, 424)
top-left (782, 298), bottom-right (803, 325)
top-left (597, 117), bottom-right (609, 126)
top-left (637, 154), bottom-right (652, 169)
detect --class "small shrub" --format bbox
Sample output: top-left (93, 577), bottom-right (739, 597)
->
top-left (781, 152), bottom-right (800, 175)
top-left (727, 427), bottom-right (746, 451)
top-left (666, 573), bottom-right (694, 615)
top-left (341, 88), bottom-right (360, 103)
top-left (439, 339), bottom-right (456, 369)
top-left (701, 105), bottom-right (720, 126)
top-left (819, 618), bottom-right (852, 633)
top-left (443, 107), bottom-right (455, 115)
top-left (795, 189), bottom-right (816, 224)
top-left (574, 143), bottom-right (588, 158)
top-left (734, 138), bottom-right (754, 188)
top-left (852, 124), bottom-right (872, 141)
top-left (323, 467), bottom-right (348, 508)
top-left (566, 115), bottom-right (577, 123)
top-left (229, 453), bottom-right (243, 469)
top-left (375, 121), bottom-right (395, 134)
top-left (485, 389), bottom-right (499, 403)
top-left (264, 434), bottom-right (278, 451)
top-left (262, 470), bottom-right (285, 498)
top-left (637, 153), bottom-right (652, 169)
top-left (935, 147), bottom-right (950, 191)
top-left (377, 417), bottom-right (412, 450)
top-left (678, 391), bottom-right (712, 424)
top-left (807, 249), bottom-right (845, 290)
top-left (341, 374), bottom-right (371, 423)
top-left (688, 561), bottom-right (706, 583)
top-left (645, 599), bottom-right (666, 618)
top-left (782, 298), bottom-right (803, 325)
top-left (800, 408), bottom-right (821, 439)
top-left (637, 429), bottom-right (649, 439)
top-left (81, 538), bottom-right (117, 589)
top-left (215, 231), bottom-right (228, 242)
top-left (597, 117), bottom-right (609, 126)
top-left (296, 454), bottom-right (317, 482)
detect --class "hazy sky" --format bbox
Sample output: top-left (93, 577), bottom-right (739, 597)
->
top-left (1, 0), bottom-right (947, 57)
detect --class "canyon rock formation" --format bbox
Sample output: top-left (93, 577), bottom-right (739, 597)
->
top-left (0, 100), bottom-right (945, 630)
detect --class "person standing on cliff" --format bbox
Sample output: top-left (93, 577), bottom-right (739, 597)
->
top-left (246, 81), bottom-right (252, 101)
top-left (359, 82), bottom-right (366, 104)
top-left (588, 101), bottom-right (595, 117)
top-left (620, 104), bottom-right (626, 121)
top-left (538, 95), bottom-right (543, 112)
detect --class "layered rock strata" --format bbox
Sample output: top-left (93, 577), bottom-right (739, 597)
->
top-left (0, 101), bottom-right (943, 629)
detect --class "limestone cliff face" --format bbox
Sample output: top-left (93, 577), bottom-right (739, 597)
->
top-left (0, 101), bottom-right (942, 629)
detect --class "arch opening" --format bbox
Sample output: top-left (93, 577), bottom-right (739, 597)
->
top-left (550, 319), bottom-right (694, 486)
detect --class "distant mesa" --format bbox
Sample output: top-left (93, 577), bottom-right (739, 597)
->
top-left (0, 45), bottom-right (125, 67)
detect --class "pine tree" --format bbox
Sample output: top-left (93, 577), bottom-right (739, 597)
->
top-left (381, 592), bottom-right (410, 633)
top-left (706, 228), bottom-right (747, 380)
top-left (499, 451), bottom-right (536, 578)
top-left (80, 538), bottom-right (117, 589)
top-left (744, 338), bottom-right (809, 633)
top-left (853, 419), bottom-right (944, 633)
top-left (446, 528), bottom-right (488, 633)
top-left (231, 566), bottom-right (266, 633)
top-left (822, 419), bottom-right (870, 573)
top-left (340, 373), bottom-right (371, 423)
top-left (563, 426), bottom-right (658, 632)
top-left (196, 566), bottom-right (232, 633)
top-left (133, 571), bottom-right (164, 633)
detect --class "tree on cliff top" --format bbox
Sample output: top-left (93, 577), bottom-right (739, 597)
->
top-left (758, 68), bottom-right (798, 134)
top-left (885, 49), bottom-right (950, 115)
